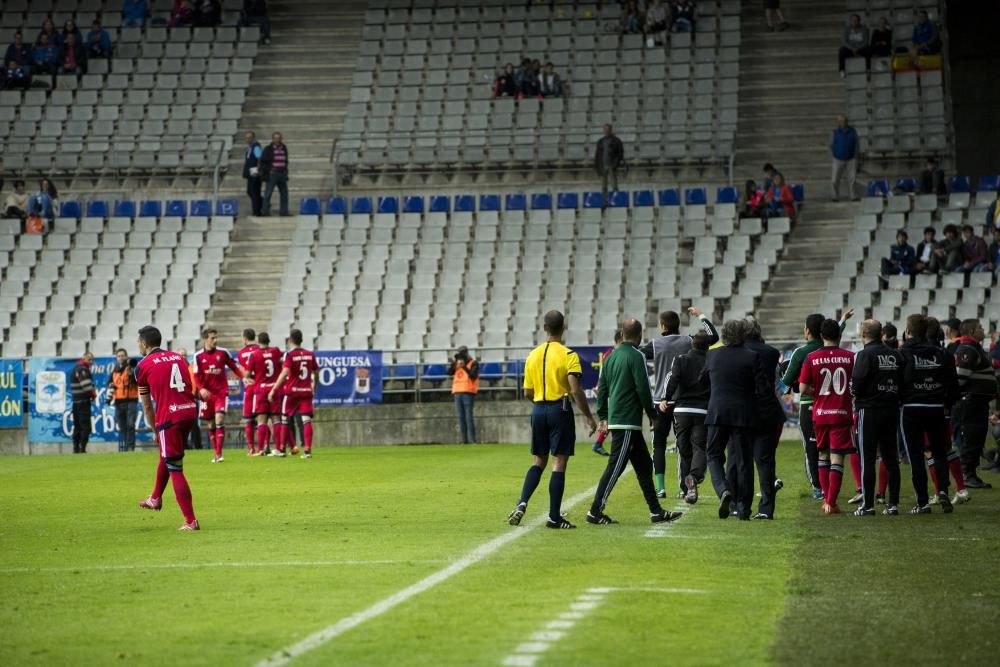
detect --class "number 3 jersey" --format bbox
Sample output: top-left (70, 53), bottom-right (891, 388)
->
top-left (135, 348), bottom-right (199, 429)
top-left (283, 348), bottom-right (318, 397)
top-left (798, 346), bottom-right (855, 425)
top-left (248, 346), bottom-right (283, 390)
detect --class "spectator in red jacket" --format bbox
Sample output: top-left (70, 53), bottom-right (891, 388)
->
top-left (765, 172), bottom-right (796, 218)
top-left (956, 224), bottom-right (988, 275)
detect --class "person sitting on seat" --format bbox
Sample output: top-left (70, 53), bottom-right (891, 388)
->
top-left (765, 172), bottom-right (796, 219)
top-left (493, 63), bottom-right (517, 98)
top-left (32, 32), bottom-right (58, 75)
top-left (913, 227), bottom-right (938, 273)
top-left (956, 225), bottom-right (988, 275)
top-left (539, 62), bottom-right (563, 98)
top-left (881, 230), bottom-right (916, 276)
top-left (911, 10), bottom-right (941, 56)
top-left (740, 179), bottom-right (765, 218)
top-left (838, 13), bottom-right (870, 76)
top-left (918, 157), bottom-right (947, 196)
top-left (869, 16), bottom-right (894, 57)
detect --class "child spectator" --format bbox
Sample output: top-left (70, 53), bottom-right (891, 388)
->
top-left (33, 32), bottom-right (58, 75)
top-left (122, 0), bottom-right (149, 28)
top-left (57, 32), bottom-right (87, 76)
top-left (493, 63), bottom-right (517, 98)
top-left (86, 20), bottom-right (113, 59)
top-left (2, 60), bottom-right (31, 90)
top-left (765, 172), bottom-right (795, 219)
top-left (881, 230), bottom-right (916, 276)
top-left (539, 62), bottom-right (562, 98)
top-left (913, 227), bottom-right (938, 273)
top-left (869, 17), bottom-right (894, 57)
top-left (838, 14), bottom-right (870, 76)
top-left (670, 0), bottom-right (695, 33)
top-left (740, 179), bottom-right (765, 218)
top-left (911, 10), bottom-right (940, 56)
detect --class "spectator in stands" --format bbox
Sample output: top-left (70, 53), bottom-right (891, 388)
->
top-left (57, 32), bottom-right (87, 77)
top-left (914, 226), bottom-right (939, 273)
top-left (32, 32), bottom-right (58, 76)
top-left (670, 0), bottom-right (695, 33)
top-left (956, 224), bottom-right (988, 275)
top-left (194, 0), bottom-right (222, 28)
top-left (763, 0), bottom-right (789, 32)
top-left (765, 172), bottom-right (795, 219)
top-left (27, 179), bottom-right (58, 223)
top-left (240, 0), bottom-right (272, 45)
top-left (243, 131), bottom-right (263, 216)
top-left (645, 0), bottom-right (671, 43)
top-left (870, 17), bottom-right (894, 58)
top-left (740, 179), bottom-right (765, 218)
top-left (881, 230), bottom-right (916, 276)
top-left (620, 1), bottom-right (645, 35)
top-left (58, 19), bottom-right (83, 48)
top-left (493, 63), bottom-right (518, 98)
top-left (36, 18), bottom-right (57, 47)
top-left (911, 10), bottom-right (941, 56)
top-left (984, 190), bottom-right (1000, 233)
top-left (882, 323), bottom-right (899, 349)
top-left (829, 115), bottom-right (859, 202)
top-left (918, 157), bottom-right (947, 196)
top-left (519, 60), bottom-right (542, 98)
top-left (170, 0), bottom-right (197, 27)
top-left (448, 346), bottom-right (480, 444)
top-left (260, 131), bottom-right (289, 217)
top-left (4, 32), bottom-right (31, 70)
top-left (539, 62), bottom-right (563, 98)
top-left (838, 14), bottom-right (870, 77)
top-left (987, 228), bottom-right (1000, 277)
top-left (934, 224), bottom-right (963, 273)
top-left (595, 124), bottom-right (624, 204)
top-left (2, 179), bottom-right (29, 221)
top-left (122, 0), bottom-right (150, 29)
top-left (762, 163), bottom-right (781, 191)
top-left (86, 20), bottom-right (113, 60)
top-left (1, 59), bottom-right (31, 90)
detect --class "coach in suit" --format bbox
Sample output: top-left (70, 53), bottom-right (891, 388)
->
top-left (700, 320), bottom-right (770, 519)
top-left (744, 317), bottom-right (786, 519)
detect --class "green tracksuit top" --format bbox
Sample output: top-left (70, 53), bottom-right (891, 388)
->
top-left (596, 342), bottom-right (657, 430)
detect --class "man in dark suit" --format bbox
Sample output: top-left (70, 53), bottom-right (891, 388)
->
top-left (744, 317), bottom-right (787, 519)
top-left (700, 320), bottom-right (770, 519)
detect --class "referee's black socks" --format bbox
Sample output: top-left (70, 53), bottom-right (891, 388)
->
top-left (549, 471), bottom-right (566, 522)
top-left (519, 465), bottom-right (544, 506)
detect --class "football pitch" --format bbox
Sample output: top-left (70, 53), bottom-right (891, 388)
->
top-left (1, 442), bottom-right (997, 666)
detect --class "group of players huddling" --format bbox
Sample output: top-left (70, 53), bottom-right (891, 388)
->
top-left (135, 326), bottom-right (318, 530)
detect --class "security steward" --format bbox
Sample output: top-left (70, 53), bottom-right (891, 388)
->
top-left (508, 311), bottom-right (598, 530)
top-left (448, 346), bottom-right (480, 444)
top-left (109, 348), bottom-right (140, 452)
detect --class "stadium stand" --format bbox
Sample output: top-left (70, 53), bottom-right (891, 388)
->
top-left (0, 0), bottom-right (258, 183)
top-left (335, 0), bottom-right (741, 177)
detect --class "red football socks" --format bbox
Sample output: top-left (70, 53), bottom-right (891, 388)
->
top-left (928, 461), bottom-right (941, 495)
top-left (948, 453), bottom-right (966, 492)
top-left (849, 452), bottom-right (862, 490)
top-left (818, 461), bottom-right (830, 499)
top-left (216, 425), bottom-right (225, 452)
top-left (878, 459), bottom-right (888, 496)
top-left (152, 458), bottom-right (169, 500)
top-left (245, 422), bottom-right (255, 452)
top-left (303, 421), bottom-right (313, 452)
top-left (257, 424), bottom-right (270, 452)
top-left (170, 471), bottom-right (196, 524)
top-left (827, 464), bottom-right (844, 506)
top-left (273, 423), bottom-right (284, 452)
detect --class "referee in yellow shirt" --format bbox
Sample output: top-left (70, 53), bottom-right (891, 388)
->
top-left (508, 311), bottom-right (598, 529)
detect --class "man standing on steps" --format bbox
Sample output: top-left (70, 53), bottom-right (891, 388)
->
top-left (594, 123), bottom-right (624, 205)
top-left (830, 114), bottom-right (859, 202)
top-left (586, 319), bottom-right (684, 526)
top-left (260, 131), bottom-right (290, 217)
top-left (243, 131), bottom-right (263, 216)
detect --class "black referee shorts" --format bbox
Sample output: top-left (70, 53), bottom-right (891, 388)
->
top-left (530, 402), bottom-right (576, 457)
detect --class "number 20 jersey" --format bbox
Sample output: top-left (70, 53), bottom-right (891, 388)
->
top-left (798, 346), bottom-right (855, 426)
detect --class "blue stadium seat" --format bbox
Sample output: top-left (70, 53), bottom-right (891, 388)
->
top-left (977, 175), bottom-right (1000, 192)
top-left (351, 197), bottom-right (373, 214)
top-left (60, 201), bottom-right (82, 219)
top-left (791, 184), bottom-right (805, 202)
top-left (505, 193), bottom-right (526, 211)
top-left (377, 196), bottom-right (399, 214)
top-left (867, 179), bottom-right (890, 197)
top-left (530, 193), bottom-right (552, 210)
top-left (608, 191), bottom-right (629, 208)
top-left (454, 195), bottom-right (475, 212)
top-left (427, 195), bottom-right (448, 212)
top-left (165, 200), bottom-right (187, 217)
top-left (895, 178), bottom-right (917, 192)
top-left (139, 200), bottom-right (162, 218)
top-left (716, 187), bottom-right (738, 204)
top-left (633, 190), bottom-right (655, 207)
top-left (405, 195), bottom-right (427, 213)
top-left (86, 201), bottom-right (109, 218)
top-left (949, 175), bottom-right (971, 193)
top-left (583, 191), bottom-right (604, 208)
top-left (380, 366), bottom-right (391, 380)
top-left (685, 188), bottom-right (707, 206)
top-left (190, 200), bottom-right (211, 216)
top-left (113, 200), bottom-right (136, 217)
top-left (479, 362), bottom-right (504, 380)
top-left (216, 199), bottom-right (238, 216)
top-left (557, 192), bottom-right (579, 209)
top-left (421, 363), bottom-right (448, 380)
top-left (393, 364), bottom-right (417, 380)
top-left (326, 196), bottom-right (347, 215)
top-left (659, 188), bottom-right (681, 206)
top-left (299, 198), bottom-right (321, 215)
top-left (479, 194), bottom-right (501, 211)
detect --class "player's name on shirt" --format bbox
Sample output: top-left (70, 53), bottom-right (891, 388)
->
top-left (807, 354), bottom-right (854, 366)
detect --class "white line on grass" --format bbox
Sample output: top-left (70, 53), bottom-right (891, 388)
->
top-left (254, 478), bottom-right (614, 667)
top-left (0, 560), bottom-right (447, 574)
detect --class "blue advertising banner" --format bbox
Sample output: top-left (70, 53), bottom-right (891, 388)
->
top-left (0, 358), bottom-right (24, 428)
top-left (314, 350), bottom-right (382, 406)
top-left (575, 345), bottom-right (615, 401)
top-left (28, 357), bottom-right (151, 444)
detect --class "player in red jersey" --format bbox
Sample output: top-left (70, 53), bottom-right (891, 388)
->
top-left (237, 328), bottom-right (260, 456)
top-left (798, 319), bottom-right (856, 514)
top-left (246, 332), bottom-right (283, 456)
top-left (193, 328), bottom-right (246, 463)
top-left (135, 326), bottom-right (201, 531)
top-left (269, 328), bottom-right (319, 459)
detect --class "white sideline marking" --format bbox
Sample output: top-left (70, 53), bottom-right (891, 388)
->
top-left (0, 560), bottom-right (446, 575)
top-left (254, 482), bottom-right (606, 667)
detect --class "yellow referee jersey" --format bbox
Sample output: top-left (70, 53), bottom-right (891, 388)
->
top-left (523, 341), bottom-right (582, 402)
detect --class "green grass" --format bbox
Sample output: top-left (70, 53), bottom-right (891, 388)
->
top-left (0, 442), bottom-right (997, 666)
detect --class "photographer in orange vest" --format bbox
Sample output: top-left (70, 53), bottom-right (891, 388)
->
top-left (448, 346), bottom-right (480, 444)
top-left (107, 348), bottom-right (139, 452)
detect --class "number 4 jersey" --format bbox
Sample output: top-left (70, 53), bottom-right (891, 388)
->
top-left (798, 346), bottom-right (855, 426)
top-left (135, 348), bottom-right (199, 429)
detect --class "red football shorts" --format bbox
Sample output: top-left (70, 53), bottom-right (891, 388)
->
top-left (241, 388), bottom-right (254, 418)
top-left (815, 423), bottom-right (855, 453)
top-left (158, 420), bottom-right (194, 459)
top-left (282, 394), bottom-right (314, 417)
top-left (252, 386), bottom-right (281, 416)
top-left (199, 391), bottom-right (228, 419)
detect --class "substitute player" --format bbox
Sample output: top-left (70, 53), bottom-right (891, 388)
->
top-left (194, 328), bottom-right (246, 463)
top-left (135, 326), bottom-right (200, 531)
top-left (269, 329), bottom-right (318, 459)
top-left (247, 332), bottom-right (282, 456)
top-left (799, 319), bottom-right (855, 514)
top-left (238, 328), bottom-right (260, 456)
